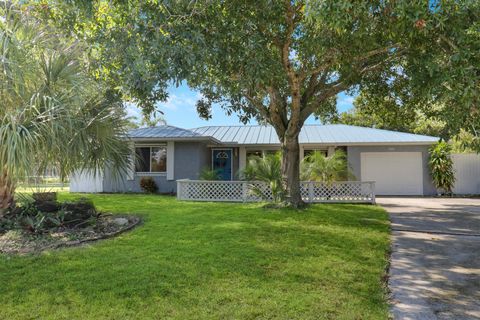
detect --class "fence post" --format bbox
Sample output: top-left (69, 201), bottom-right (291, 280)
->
top-left (241, 181), bottom-right (248, 202)
top-left (176, 180), bottom-right (182, 200)
top-left (371, 182), bottom-right (376, 204)
top-left (308, 182), bottom-right (314, 202)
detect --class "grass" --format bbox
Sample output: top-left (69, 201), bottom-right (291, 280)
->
top-left (0, 194), bottom-right (390, 319)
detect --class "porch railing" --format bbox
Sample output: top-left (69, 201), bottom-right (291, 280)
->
top-left (177, 180), bottom-right (375, 204)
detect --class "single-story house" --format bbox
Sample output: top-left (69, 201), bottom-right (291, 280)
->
top-left (70, 124), bottom-right (440, 196)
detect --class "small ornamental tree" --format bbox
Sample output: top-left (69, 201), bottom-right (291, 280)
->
top-left (429, 142), bottom-right (456, 195)
top-left (44, 1), bottom-right (477, 207)
top-left (0, 4), bottom-right (130, 216)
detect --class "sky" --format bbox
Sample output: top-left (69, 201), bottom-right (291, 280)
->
top-left (126, 83), bottom-right (355, 128)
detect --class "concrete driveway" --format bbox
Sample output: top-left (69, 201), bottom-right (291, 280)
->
top-left (377, 197), bottom-right (480, 320)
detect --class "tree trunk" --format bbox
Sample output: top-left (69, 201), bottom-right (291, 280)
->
top-left (281, 134), bottom-right (304, 208)
top-left (0, 168), bottom-right (15, 217)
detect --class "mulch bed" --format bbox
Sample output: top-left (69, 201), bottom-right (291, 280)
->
top-left (0, 214), bottom-right (141, 255)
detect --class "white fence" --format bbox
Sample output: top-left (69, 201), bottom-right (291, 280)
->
top-left (452, 154), bottom-right (480, 195)
top-left (177, 180), bottom-right (375, 204)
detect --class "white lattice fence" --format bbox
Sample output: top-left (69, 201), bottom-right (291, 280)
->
top-left (177, 180), bottom-right (375, 204)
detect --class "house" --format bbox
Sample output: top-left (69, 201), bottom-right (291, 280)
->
top-left (70, 124), bottom-right (440, 196)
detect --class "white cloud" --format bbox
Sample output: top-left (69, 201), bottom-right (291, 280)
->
top-left (125, 103), bottom-right (142, 119)
top-left (159, 92), bottom-right (203, 111)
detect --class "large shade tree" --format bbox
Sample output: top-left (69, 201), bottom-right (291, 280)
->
top-left (0, 3), bottom-right (131, 215)
top-left (44, 0), bottom-right (475, 207)
top-left (323, 1), bottom-right (479, 147)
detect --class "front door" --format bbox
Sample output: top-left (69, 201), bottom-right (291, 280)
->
top-left (212, 149), bottom-right (232, 180)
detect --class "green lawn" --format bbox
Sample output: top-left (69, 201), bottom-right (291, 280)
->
top-left (0, 194), bottom-right (390, 319)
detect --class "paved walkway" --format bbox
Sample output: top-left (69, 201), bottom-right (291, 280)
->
top-left (377, 198), bottom-right (480, 320)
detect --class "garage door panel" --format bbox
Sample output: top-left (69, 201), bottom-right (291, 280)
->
top-left (361, 152), bottom-right (423, 196)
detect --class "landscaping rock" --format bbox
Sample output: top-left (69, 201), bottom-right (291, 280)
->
top-left (113, 217), bottom-right (129, 226)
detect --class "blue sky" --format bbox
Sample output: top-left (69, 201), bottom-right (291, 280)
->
top-left (126, 83), bottom-right (355, 128)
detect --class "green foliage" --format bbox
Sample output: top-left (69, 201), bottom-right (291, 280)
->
top-left (322, 93), bottom-right (447, 138)
top-left (1, 195), bottom-right (98, 233)
top-left (343, 1), bottom-right (480, 144)
top-left (429, 142), bottom-right (456, 194)
top-left (451, 129), bottom-right (480, 154)
top-left (0, 3), bottom-right (131, 189)
top-left (0, 193), bottom-right (390, 318)
top-left (41, 0), bottom-right (479, 206)
top-left (139, 177), bottom-right (158, 194)
top-left (242, 153), bottom-right (285, 202)
top-left (301, 150), bottom-right (354, 183)
top-left (198, 168), bottom-right (221, 181)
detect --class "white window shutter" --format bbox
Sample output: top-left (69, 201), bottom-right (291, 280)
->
top-left (127, 142), bottom-right (135, 180)
top-left (167, 141), bottom-right (175, 180)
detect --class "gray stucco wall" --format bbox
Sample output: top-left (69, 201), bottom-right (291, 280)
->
top-left (347, 145), bottom-right (436, 195)
top-left (103, 141), bottom-right (210, 193)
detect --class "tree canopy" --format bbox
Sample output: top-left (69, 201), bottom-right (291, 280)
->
top-left (41, 0), bottom-right (480, 206)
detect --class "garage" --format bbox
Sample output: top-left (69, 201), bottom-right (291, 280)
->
top-left (361, 152), bottom-right (424, 195)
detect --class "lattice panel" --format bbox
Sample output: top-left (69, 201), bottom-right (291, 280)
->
top-left (245, 182), bottom-right (273, 202)
top-left (178, 180), bottom-right (375, 204)
top-left (301, 182), bottom-right (374, 202)
top-left (181, 181), bottom-right (245, 201)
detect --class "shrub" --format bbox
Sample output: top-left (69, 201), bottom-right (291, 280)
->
top-left (1, 197), bottom-right (99, 233)
top-left (199, 168), bottom-right (221, 180)
top-left (140, 177), bottom-right (158, 193)
top-left (241, 153), bottom-right (285, 202)
top-left (429, 141), bottom-right (456, 195)
top-left (61, 198), bottom-right (98, 227)
top-left (300, 150), bottom-right (355, 183)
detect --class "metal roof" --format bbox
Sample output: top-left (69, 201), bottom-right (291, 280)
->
top-left (129, 124), bottom-right (439, 145)
top-left (191, 124), bottom-right (439, 145)
top-left (128, 125), bottom-right (217, 142)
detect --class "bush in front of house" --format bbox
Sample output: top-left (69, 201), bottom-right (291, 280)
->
top-left (199, 168), bottom-right (221, 180)
top-left (300, 150), bottom-right (355, 183)
top-left (241, 153), bottom-right (285, 202)
top-left (429, 141), bottom-right (456, 195)
top-left (140, 177), bottom-right (158, 193)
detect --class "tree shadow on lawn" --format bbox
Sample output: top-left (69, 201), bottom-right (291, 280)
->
top-left (0, 195), bottom-right (390, 318)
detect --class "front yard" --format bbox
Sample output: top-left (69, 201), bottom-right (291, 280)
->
top-left (0, 194), bottom-right (390, 319)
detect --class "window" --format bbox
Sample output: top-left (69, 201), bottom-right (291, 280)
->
top-left (135, 146), bottom-right (167, 173)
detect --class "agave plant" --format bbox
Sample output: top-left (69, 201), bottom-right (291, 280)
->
top-left (0, 4), bottom-right (130, 216)
top-left (242, 153), bottom-right (285, 202)
top-left (300, 150), bottom-right (354, 184)
top-left (429, 141), bottom-right (455, 194)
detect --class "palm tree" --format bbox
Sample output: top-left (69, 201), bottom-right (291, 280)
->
top-left (300, 150), bottom-right (354, 183)
top-left (242, 153), bottom-right (285, 202)
top-left (0, 4), bottom-right (130, 216)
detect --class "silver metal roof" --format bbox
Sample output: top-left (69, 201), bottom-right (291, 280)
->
top-left (129, 124), bottom-right (439, 145)
top-left (128, 125), bottom-right (217, 141)
top-left (191, 124), bottom-right (439, 145)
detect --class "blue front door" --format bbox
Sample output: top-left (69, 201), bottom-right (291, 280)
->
top-left (213, 149), bottom-right (232, 180)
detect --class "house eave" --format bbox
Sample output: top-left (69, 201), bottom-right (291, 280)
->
top-left (126, 136), bottom-right (222, 144)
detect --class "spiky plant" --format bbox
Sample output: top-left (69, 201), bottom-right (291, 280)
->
top-left (0, 3), bottom-right (130, 216)
top-left (242, 153), bottom-right (285, 202)
top-left (300, 150), bottom-right (354, 184)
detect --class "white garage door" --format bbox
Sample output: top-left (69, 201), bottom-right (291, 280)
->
top-left (361, 152), bottom-right (423, 195)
